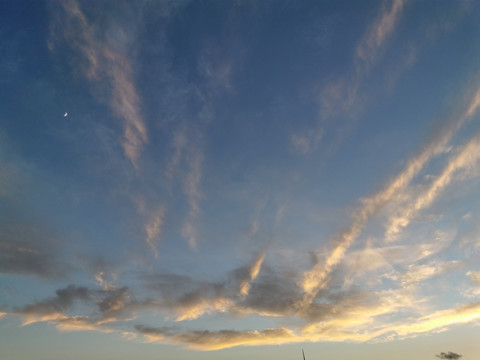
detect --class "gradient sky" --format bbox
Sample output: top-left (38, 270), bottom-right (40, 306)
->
top-left (1, 1), bottom-right (480, 359)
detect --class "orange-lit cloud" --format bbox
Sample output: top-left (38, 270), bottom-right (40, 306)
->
top-left (386, 133), bottom-right (480, 240)
top-left (132, 295), bottom-right (480, 350)
top-left (299, 78), bottom-right (480, 310)
top-left (135, 325), bottom-right (298, 351)
top-left (174, 297), bottom-right (233, 322)
top-left (239, 252), bottom-right (265, 297)
top-left (387, 301), bottom-right (480, 339)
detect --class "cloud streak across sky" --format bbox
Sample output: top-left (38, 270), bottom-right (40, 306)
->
top-left (52, 0), bottom-right (148, 169)
top-left (1, 1), bottom-right (480, 359)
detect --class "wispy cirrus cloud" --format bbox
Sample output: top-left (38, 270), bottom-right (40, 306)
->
top-left (164, 126), bottom-right (205, 250)
top-left (237, 252), bottom-right (266, 297)
top-left (293, 0), bottom-right (406, 153)
top-left (319, 0), bottom-right (405, 120)
top-left (386, 301), bottom-right (480, 339)
top-left (165, 129), bottom-right (188, 182)
top-left (386, 133), bottom-right (480, 240)
top-left (356, 0), bottom-right (405, 66)
top-left (299, 80), bottom-right (480, 307)
top-left (181, 145), bottom-right (204, 250)
top-left (51, 0), bottom-right (147, 169)
top-left (132, 195), bottom-right (168, 258)
top-left (144, 206), bottom-right (167, 258)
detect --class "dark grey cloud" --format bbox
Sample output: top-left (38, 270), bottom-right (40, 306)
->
top-left (142, 252), bottom-right (266, 311)
top-left (134, 324), bottom-right (177, 337)
top-left (237, 267), bottom-right (303, 317)
top-left (436, 352), bottom-right (462, 360)
top-left (140, 252), bottom-right (377, 326)
top-left (238, 264), bottom-right (377, 324)
top-left (13, 284), bottom-right (135, 325)
top-left (96, 286), bottom-right (131, 320)
top-left (15, 285), bottom-right (90, 317)
top-left (0, 212), bottom-right (69, 279)
top-left (0, 138), bottom-right (73, 279)
top-left (143, 272), bottom-right (226, 312)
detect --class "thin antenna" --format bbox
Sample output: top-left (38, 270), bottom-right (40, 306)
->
top-left (302, 348), bottom-right (306, 360)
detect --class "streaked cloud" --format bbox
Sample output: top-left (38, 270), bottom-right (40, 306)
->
top-left (145, 205), bottom-right (166, 258)
top-left (246, 198), bottom-right (267, 236)
top-left (356, 0), bottom-right (405, 66)
top-left (52, 0), bottom-right (147, 169)
top-left (165, 129), bottom-right (188, 182)
top-left (132, 290), bottom-right (480, 350)
top-left (320, 0), bottom-right (405, 120)
top-left (238, 252), bottom-right (265, 297)
top-left (386, 133), bottom-right (480, 240)
top-left (293, 0), bottom-right (407, 154)
top-left (183, 145), bottom-right (204, 216)
top-left (300, 79), bottom-right (480, 308)
top-left (165, 127), bottom-right (205, 250)
top-left (388, 301), bottom-right (480, 339)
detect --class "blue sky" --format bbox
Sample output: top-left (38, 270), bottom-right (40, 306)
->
top-left (1, 1), bottom-right (480, 359)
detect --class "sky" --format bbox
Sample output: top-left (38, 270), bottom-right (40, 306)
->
top-left (1, 1), bottom-right (480, 359)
